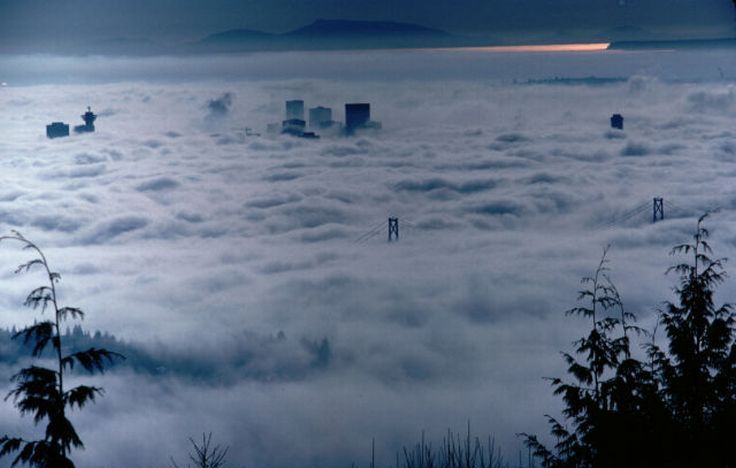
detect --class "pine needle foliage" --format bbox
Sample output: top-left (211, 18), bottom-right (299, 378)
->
top-left (655, 214), bottom-right (736, 466)
top-left (521, 216), bottom-right (736, 468)
top-left (0, 231), bottom-right (124, 467)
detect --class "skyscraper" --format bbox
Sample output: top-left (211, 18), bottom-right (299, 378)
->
top-left (610, 114), bottom-right (624, 130)
top-left (309, 106), bottom-right (332, 128)
top-left (345, 103), bottom-right (370, 135)
top-left (286, 100), bottom-right (305, 121)
top-left (46, 122), bottom-right (69, 139)
top-left (74, 106), bottom-right (97, 133)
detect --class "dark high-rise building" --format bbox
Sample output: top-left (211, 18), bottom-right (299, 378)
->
top-left (610, 114), bottom-right (624, 130)
top-left (286, 100), bottom-right (305, 121)
top-left (46, 122), bottom-right (69, 139)
top-left (282, 118), bottom-right (306, 136)
top-left (309, 106), bottom-right (332, 128)
top-left (345, 103), bottom-right (370, 135)
top-left (74, 106), bottom-right (97, 133)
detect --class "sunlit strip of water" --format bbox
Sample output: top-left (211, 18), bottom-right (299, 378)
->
top-left (426, 43), bottom-right (611, 53)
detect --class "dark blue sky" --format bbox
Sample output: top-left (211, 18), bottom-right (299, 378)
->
top-left (0, 0), bottom-right (733, 50)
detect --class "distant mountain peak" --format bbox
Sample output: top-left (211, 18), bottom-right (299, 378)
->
top-left (287, 19), bottom-right (451, 37)
top-left (195, 19), bottom-right (459, 53)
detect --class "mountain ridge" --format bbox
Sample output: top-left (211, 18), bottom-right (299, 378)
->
top-left (284, 19), bottom-right (450, 37)
top-left (195, 19), bottom-right (460, 52)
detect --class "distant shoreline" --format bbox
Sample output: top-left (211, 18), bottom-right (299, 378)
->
top-left (608, 37), bottom-right (736, 50)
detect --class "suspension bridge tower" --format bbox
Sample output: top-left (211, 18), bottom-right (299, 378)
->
top-left (388, 218), bottom-right (399, 242)
top-left (653, 197), bottom-right (664, 223)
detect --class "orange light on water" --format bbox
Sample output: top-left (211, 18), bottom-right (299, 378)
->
top-left (431, 43), bottom-right (610, 53)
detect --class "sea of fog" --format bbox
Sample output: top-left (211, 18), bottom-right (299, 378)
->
top-left (1, 48), bottom-right (736, 467)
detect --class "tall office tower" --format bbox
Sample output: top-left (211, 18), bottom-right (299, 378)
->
top-left (309, 106), bottom-right (332, 128)
top-left (345, 103), bottom-right (370, 135)
top-left (286, 100), bottom-right (305, 121)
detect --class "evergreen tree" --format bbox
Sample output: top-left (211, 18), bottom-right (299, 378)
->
top-left (655, 214), bottom-right (735, 466)
top-left (521, 247), bottom-right (633, 467)
top-left (0, 231), bottom-right (123, 467)
top-left (522, 216), bottom-right (736, 467)
top-left (170, 432), bottom-right (229, 468)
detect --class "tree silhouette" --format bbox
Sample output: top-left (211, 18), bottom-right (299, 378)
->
top-left (0, 231), bottom-right (123, 467)
top-left (522, 216), bottom-right (736, 467)
top-left (170, 432), bottom-right (229, 468)
top-left (399, 427), bottom-right (508, 468)
top-left (654, 214), bottom-right (735, 466)
top-left (519, 247), bottom-right (635, 467)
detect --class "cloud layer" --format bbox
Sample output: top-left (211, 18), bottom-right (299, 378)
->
top-left (1, 49), bottom-right (736, 467)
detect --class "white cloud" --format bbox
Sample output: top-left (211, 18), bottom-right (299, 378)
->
top-left (1, 49), bottom-right (736, 467)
